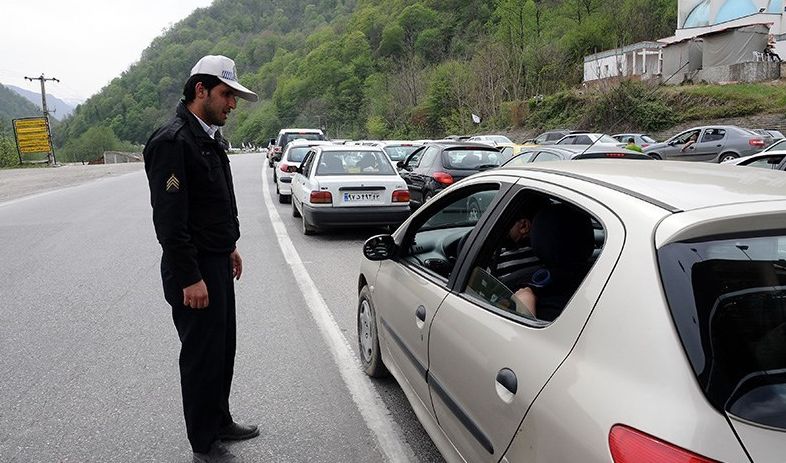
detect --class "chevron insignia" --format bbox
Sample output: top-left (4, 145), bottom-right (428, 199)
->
top-left (166, 174), bottom-right (180, 193)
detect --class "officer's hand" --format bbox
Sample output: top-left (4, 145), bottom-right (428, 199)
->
top-left (231, 249), bottom-right (243, 280)
top-left (183, 280), bottom-right (209, 309)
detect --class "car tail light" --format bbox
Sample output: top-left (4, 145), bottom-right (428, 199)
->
top-left (432, 172), bottom-right (454, 185)
top-left (605, 153), bottom-right (625, 158)
top-left (392, 189), bottom-right (410, 202)
top-left (609, 425), bottom-right (719, 463)
top-left (279, 163), bottom-right (289, 172)
top-left (309, 191), bottom-right (332, 204)
top-left (750, 138), bottom-right (765, 148)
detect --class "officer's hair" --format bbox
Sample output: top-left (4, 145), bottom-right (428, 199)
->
top-left (183, 74), bottom-right (223, 103)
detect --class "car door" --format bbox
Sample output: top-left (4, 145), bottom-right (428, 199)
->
top-left (426, 180), bottom-right (626, 463)
top-left (293, 150), bottom-right (316, 209)
top-left (690, 127), bottom-right (727, 161)
top-left (398, 147), bottom-right (425, 201)
top-left (408, 146), bottom-right (440, 206)
top-left (373, 181), bottom-right (508, 413)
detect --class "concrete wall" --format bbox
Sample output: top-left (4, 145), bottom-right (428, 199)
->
top-left (693, 60), bottom-right (780, 83)
top-left (103, 151), bottom-right (142, 164)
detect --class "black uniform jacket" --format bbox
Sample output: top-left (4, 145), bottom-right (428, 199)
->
top-left (144, 101), bottom-right (240, 288)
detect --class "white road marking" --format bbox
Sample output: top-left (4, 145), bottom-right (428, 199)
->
top-left (261, 170), bottom-right (416, 463)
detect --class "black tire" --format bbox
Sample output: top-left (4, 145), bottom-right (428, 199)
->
top-left (292, 198), bottom-right (301, 218)
top-left (357, 286), bottom-right (389, 378)
top-left (649, 152), bottom-right (662, 160)
top-left (718, 152), bottom-right (738, 163)
top-left (301, 213), bottom-right (316, 235)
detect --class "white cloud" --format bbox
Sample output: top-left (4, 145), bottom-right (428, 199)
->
top-left (0, 0), bottom-right (214, 101)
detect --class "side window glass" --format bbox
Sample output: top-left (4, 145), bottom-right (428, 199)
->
top-left (405, 148), bottom-right (425, 168)
top-left (532, 151), bottom-right (561, 163)
top-left (418, 147), bottom-right (439, 170)
top-left (702, 129), bottom-right (725, 143)
top-left (507, 151), bottom-right (535, 166)
top-left (462, 190), bottom-right (605, 323)
top-left (301, 151), bottom-right (315, 176)
top-left (402, 186), bottom-right (501, 282)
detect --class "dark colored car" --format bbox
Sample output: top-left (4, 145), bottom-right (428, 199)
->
top-left (397, 142), bottom-right (504, 209)
top-left (502, 145), bottom-right (653, 166)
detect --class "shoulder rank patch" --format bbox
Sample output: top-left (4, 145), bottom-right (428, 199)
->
top-left (166, 174), bottom-right (180, 193)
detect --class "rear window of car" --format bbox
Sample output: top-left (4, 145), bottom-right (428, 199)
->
top-left (658, 233), bottom-right (786, 430)
top-left (315, 151), bottom-right (395, 176)
top-left (383, 145), bottom-right (420, 162)
top-left (442, 148), bottom-right (502, 170)
top-left (286, 147), bottom-right (311, 162)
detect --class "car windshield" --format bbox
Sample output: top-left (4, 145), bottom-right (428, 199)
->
top-left (286, 147), bottom-right (311, 162)
top-left (658, 233), bottom-right (786, 430)
top-left (284, 133), bottom-right (323, 145)
top-left (316, 151), bottom-right (395, 175)
top-left (442, 148), bottom-right (502, 170)
top-left (641, 135), bottom-right (657, 143)
top-left (383, 145), bottom-right (420, 161)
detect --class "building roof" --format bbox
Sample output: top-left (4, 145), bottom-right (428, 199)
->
top-left (584, 41), bottom-right (663, 63)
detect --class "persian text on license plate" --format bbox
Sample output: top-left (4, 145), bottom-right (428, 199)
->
top-left (343, 192), bottom-right (380, 202)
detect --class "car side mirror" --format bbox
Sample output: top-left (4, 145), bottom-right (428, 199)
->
top-left (363, 234), bottom-right (397, 261)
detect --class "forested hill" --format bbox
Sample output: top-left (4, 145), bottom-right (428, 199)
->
top-left (0, 84), bottom-right (44, 136)
top-left (56, 0), bottom-right (675, 159)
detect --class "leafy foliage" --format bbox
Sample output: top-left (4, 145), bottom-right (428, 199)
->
top-left (55, 0), bottom-right (679, 147)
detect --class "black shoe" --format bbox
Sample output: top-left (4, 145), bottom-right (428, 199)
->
top-left (218, 422), bottom-right (260, 441)
top-left (193, 441), bottom-right (237, 463)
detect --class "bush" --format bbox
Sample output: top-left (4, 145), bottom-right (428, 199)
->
top-left (581, 81), bottom-right (676, 132)
top-left (0, 136), bottom-right (19, 167)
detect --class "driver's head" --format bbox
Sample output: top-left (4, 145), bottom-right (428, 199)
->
top-left (508, 193), bottom-right (550, 244)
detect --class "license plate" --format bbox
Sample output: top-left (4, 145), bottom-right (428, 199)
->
top-left (343, 192), bottom-right (381, 202)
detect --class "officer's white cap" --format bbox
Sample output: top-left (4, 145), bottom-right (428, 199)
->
top-left (190, 55), bottom-right (258, 102)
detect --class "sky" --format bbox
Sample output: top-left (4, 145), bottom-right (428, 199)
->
top-left (0, 0), bottom-right (214, 104)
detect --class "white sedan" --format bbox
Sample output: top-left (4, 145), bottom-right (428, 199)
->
top-left (274, 140), bottom-right (333, 203)
top-left (290, 145), bottom-right (411, 234)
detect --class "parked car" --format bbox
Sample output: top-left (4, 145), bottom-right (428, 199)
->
top-left (267, 128), bottom-right (326, 167)
top-left (720, 149), bottom-right (786, 169)
top-left (644, 125), bottom-right (771, 162)
top-left (611, 133), bottom-right (658, 148)
top-left (467, 135), bottom-right (513, 146)
top-left (555, 133), bottom-right (624, 147)
top-left (274, 140), bottom-right (333, 203)
top-left (357, 160), bottom-right (786, 463)
top-left (530, 129), bottom-right (571, 145)
top-left (397, 142), bottom-right (504, 210)
top-left (752, 128), bottom-right (785, 141)
top-left (503, 145), bottom-right (652, 166)
top-left (759, 137), bottom-right (786, 153)
top-left (290, 145), bottom-right (410, 234)
top-left (370, 141), bottom-right (425, 163)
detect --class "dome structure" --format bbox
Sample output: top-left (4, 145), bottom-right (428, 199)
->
top-left (715, 0), bottom-right (759, 23)
top-left (768, 0), bottom-right (784, 12)
top-left (684, 0), bottom-right (712, 27)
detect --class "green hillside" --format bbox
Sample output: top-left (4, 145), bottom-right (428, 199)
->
top-left (0, 84), bottom-right (43, 135)
top-left (55, 0), bottom-right (677, 160)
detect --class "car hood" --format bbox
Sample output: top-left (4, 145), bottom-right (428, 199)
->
top-left (643, 141), bottom-right (670, 152)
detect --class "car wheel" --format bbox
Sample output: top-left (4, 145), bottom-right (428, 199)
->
top-left (357, 286), bottom-right (389, 378)
top-left (719, 152), bottom-right (738, 163)
top-left (649, 152), bottom-right (662, 160)
top-left (292, 198), bottom-right (301, 218)
top-left (301, 214), bottom-right (316, 235)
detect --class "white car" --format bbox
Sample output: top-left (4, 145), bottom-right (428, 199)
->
top-left (290, 145), bottom-right (411, 234)
top-left (721, 149), bottom-right (786, 169)
top-left (467, 135), bottom-right (512, 146)
top-left (357, 160), bottom-right (786, 463)
top-left (274, 140), bottom-right (333, 203)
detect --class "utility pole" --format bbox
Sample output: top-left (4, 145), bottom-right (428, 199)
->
top-left (24, 73), bottom-right (59, 166)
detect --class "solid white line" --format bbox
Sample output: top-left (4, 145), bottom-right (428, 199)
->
top-left (261, 170), bottom-right (416, 463)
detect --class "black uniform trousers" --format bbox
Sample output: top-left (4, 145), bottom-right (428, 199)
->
top-left (161, 252), bottom-right (236, 453)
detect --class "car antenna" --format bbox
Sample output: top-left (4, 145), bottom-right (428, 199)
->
top-left (578, 59), bottom-right (693, 157)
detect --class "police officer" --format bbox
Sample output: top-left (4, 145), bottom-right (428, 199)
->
top-left (143, 55), bottom-right (259, 463)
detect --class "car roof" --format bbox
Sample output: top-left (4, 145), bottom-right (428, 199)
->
top-left (492, 160), bottom-right (786, 212)
top-left (286, 140), bottom-right (332, 148)
top-left (279, 128), bottom-right (324, 134)
top-left (316, 145), bottom-right (384, 152)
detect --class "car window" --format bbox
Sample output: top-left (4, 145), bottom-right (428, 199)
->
top-left (383, 145), bottom-right (420, 162)
top-left (764, 138), bottom-right (786, 152)
top-left (286, 147), bottom-right (312, 162)
top-left (442, 148), bottom-right (501, 169)
top-left (416, 146), bottom-right (440, 170)
top-left (403, 147), bottom-right (426, 169)
top-left (745, 155), bottom-right (785, 169)
top-left (315, 150), bottom-right (395, 175)
top-left (531, 151), bottom-right (561, 162)
top-left (402, 186), bottom-right (501, 281)
top-left (461, 189), bottom-right (604, 323)
top-left (300, 150), bottom-right (316, 177)
top-left (505, 150), bottom-right (536, 166)
top-left (701, 128), bottom-right (726, 143)
top-left (546, 132), bottom-right (564, 141)
top-left (598, 134), bottom-right (620, 144)
top-left (659, 233), bottom-right (786, 430)
top-left (642, 135), bottom-right (657, 143)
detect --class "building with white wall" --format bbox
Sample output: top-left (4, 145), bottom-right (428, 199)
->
top-left (583, 42), bottom-right (663, 83)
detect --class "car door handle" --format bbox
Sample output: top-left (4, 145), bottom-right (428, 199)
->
top-left (415, 305), bottom-right (426, 321)
top-left (496, 368), bottom-right (518, 395)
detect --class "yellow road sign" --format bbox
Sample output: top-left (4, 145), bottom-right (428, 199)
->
top-left (13, 117), bottom-right (52, 154)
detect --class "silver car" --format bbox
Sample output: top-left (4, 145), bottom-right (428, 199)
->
top-left (357, 160), bottom-right (786, 463)
top-left (644, 125), bottom-right (772, 162)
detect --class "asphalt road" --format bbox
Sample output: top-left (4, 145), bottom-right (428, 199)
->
top-left (0, 154), bottom-right (443, 462)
